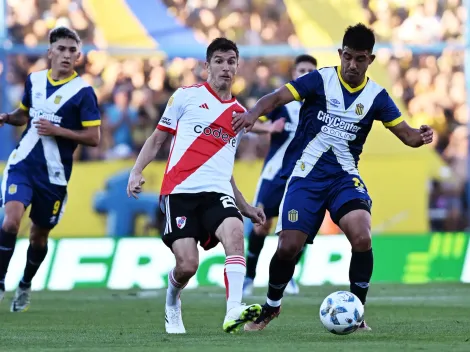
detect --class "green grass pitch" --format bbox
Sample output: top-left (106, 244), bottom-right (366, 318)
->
top-left (1, 283), bottom-right (469, 351)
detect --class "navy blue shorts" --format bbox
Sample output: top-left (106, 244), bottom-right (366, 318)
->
top-left (275, 173), bottom-right (372, 243)
top-left (252, 178), bottom-right (287, 219)
top-left (1, 167), bottom-right (67, 229)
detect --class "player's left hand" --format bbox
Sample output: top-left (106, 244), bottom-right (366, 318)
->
top-left (419, 125), bottom-right (433, 145)
top-left (241, 205), bottom-right (266, 226)
top-left (127, 170), bottom-right (146, 199)
top-left (33, 119), bottom-right (59, 136)
top-left (232, 111), bottom-right (259, 134)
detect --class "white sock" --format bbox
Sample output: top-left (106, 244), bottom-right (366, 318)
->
top-left (267, 297), bottom-right (281, 307)
top-left (166, 268), bottom-right (187, 307)
top-left (224, 255), bottom-right (246, 313)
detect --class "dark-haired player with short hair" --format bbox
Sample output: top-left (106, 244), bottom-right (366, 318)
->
top-left (232, 24), bottom-right (433, 331)
top-left (0, 27), bottom-right (101, 311)
top-left (127, 38), bottom-right (264, 334)
top-left (243, 54), bottom-right (317, 297)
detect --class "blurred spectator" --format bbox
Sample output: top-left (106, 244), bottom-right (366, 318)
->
top-left (104, 89), bottom-right (138, 159)
top-left (362, 0), bottom-right (467, 230)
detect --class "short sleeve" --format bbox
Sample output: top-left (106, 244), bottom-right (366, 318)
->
top-left (375, 90), bottom-right (403, 128)
top-left (19, 75), bottom-right (32, 111)
top-left (285, 70), bottom-right (323, 101)
top-left (79, 87), bottom-right (101, 127)
top-left (157, 88), bottom-right (185, 135)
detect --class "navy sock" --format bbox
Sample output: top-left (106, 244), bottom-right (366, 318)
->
top-left (349, 248), bottom-right (374, 305)
top-left (267, 253), bottom-right (296, 302)
top-left (0, 229), bottom-right (18, 291)
top-left (19, 243), bottom-right (48, 289)
top-left (246, 230), bottom-right (266, 280)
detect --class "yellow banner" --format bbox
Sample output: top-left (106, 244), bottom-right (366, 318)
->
top-left (1, 157), bottom-right (428, 237)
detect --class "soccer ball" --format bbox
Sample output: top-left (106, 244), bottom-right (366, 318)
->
top-left (319, 291), bottom-right (364, 335)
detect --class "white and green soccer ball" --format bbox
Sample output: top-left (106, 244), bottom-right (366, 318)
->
top-left (319, 291), bottom-right (364, 335)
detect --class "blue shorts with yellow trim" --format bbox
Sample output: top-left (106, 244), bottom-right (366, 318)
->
top-left (275, 173), bottom-right (372, 243)
top-left (1, 166), bottom-right (67, 229)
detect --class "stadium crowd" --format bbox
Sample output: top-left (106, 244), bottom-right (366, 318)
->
top-left (3, 0), bottom-right (467, 230)
top-left (362, 0), bottom-right (467, 230)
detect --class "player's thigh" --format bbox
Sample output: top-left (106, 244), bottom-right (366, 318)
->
top-left (276, 176), bottom-right (327, 245)
top-left (200, 193), bottom-right (244, 252)
top-left (1, 168), bottom-right (33, 230)
top-left (327, 174), bottom-right (372, 251)
top-left (30, 184), bottom-right (67, 230)
top-left (160, 194), bottom-right (201, 250)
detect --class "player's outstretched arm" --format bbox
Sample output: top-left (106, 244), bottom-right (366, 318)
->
top-left (388, 120), bottom-right (433, 148)
top-left (0, 108), bottom-right (29, 127)
top-left (232, 86), bottom-right (295, 134)
top-left (230, 176), bottom-right (266, 225)
top-left (127, 128), bottom-right (170, 198)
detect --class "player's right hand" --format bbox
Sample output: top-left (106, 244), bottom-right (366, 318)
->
top-left (270, 118), bottom-right (286, 134)
top-left (0, 113), bottom-right (8, 127)
top-left (232, 111), bottom-right (259, 134)
top-left (419, 125), bottom-right (433, 145)
top-left (127, 170), bottom-right (146, 199)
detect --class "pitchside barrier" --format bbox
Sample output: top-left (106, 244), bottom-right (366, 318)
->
top-left (3, 233), bottom-right (469, 291)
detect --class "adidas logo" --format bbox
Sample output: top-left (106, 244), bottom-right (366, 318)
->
top-left (199, 103), bottom-right (209, 109)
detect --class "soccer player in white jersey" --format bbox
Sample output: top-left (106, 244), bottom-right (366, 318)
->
top-left (127, 38), bottom-right (265, 334)
top-left (0, 27), bottom-right (101, 311)
top-left (232, 24), bottom-right (434, 331)
top-left (243, 55), bottom-right (317, 297)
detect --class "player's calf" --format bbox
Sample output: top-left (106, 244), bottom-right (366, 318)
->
top-left (215, 217), bottom-right (262, 331)
top-left (249, 229), bottom-right (307, 330)
top-left (168, 238), bottom-right (199, 305)
top-left (0, 201), bottom-right (25, 292)
top-left (215, 218), bottom-right (246, 311)
top-left (165, 238), bottom-right (199, 334)
top-left (18, 225), bottom-right (50, 291)
top-left (338, 207), bottom-right (373, 307)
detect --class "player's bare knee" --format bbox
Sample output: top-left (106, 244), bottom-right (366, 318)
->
top-left (29, 234), bottom-right (48, 248)
top-left (339, 209), bottom-right (371, 251)
top-left (2, 201), bottom-right (25, 233)
top-left (176, 257), bottom-right (199, 279)
top-left (277, 231), bottom-right (305, 260)
top-left (2, 220), bottom-right (19, 234)
top-left (30, 224), bottom-right (50, 247)
top-left (347, 225), bottom-right (372, 251)
top-left (222, 227), bottom-right (244, 255)
top-left (216, 218), bottom-right (244, 256)
top-left (2, 216), bottom-right (21, 234)
top-left (349, 233), bottom-right (371, 252)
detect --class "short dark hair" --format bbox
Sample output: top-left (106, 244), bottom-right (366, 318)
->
top-left (49, 26), bottom-right (81, 45)
top-left (295, 54), bottom-right (317, 67)
top-left (206, 38), bottom-right (239, 62)
top-left (342, 23), bottom-right (375, 52)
